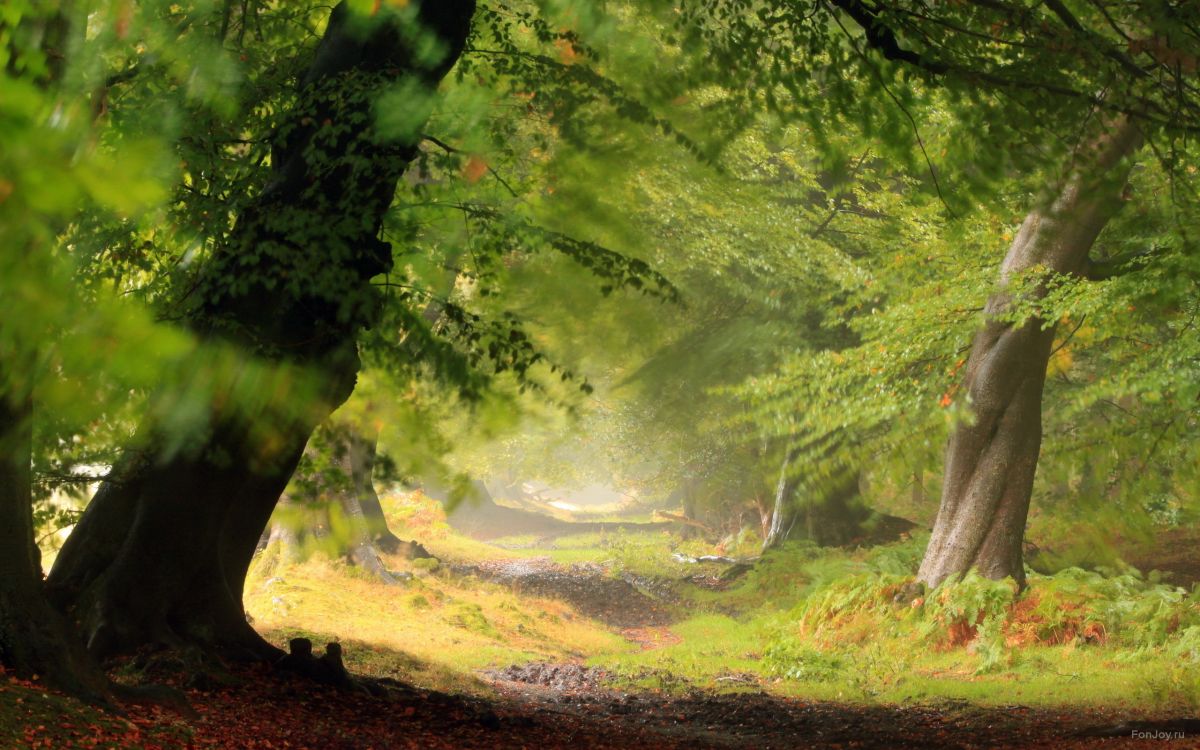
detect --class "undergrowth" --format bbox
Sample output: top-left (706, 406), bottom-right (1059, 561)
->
top-left (758, 547), bottom-right (1200, 708)
top-left (248, 496), bottom-right (1200, 713)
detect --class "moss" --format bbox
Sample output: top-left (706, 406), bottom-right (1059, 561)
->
top-left (411, 557), bottom-right (440, 572)
top-left (447, 603), bottom-right (498, 637)
top-left (407, 594), bottom-right (431, 610)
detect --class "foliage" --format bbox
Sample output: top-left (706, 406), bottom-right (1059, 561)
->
top-left (9, 0), bottom-right (1200, 733)
top-left (765, 549), bottom-right (1200, 685)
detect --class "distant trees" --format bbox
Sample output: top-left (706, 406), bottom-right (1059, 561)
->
top-left (679, 0), bottom-right (1200, 580)
top-left (258, 411), bottom-right (430, 584)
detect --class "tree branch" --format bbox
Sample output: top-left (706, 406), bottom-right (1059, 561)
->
top-left (421, 134), bottom-right (519, 198)
top-left (827, 0), bottom-right (948, 74)
top-left (1080, 246), bottom-right (1162, 280)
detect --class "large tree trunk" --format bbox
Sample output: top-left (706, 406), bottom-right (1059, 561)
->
top-left (0, 392), bottom-right (111, 700)
top-left (917, 119), bottom-right (1142, 589)
top-left (47, 0), bottom-right (475, 658)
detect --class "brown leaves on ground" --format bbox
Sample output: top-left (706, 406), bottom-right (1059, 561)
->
top-left (1, 661), bottom-right (1195, 749)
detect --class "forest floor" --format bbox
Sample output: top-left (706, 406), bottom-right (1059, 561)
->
top-left (6, 500), bottom-right (1200, 748)
top-left (4, 656), bottom-right (1194, 749)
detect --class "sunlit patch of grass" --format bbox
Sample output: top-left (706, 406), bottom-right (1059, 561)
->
top-left (849, 645), bottom-right (1196, 710)
top-left (488, 529), bottom-right (726, 579)
top-left (245, 553), bottom-right (626, 694)
top-left (591, 613), bottom-right (768, 692)
top-left (418, 532), bottom-right (526, 565)
top-left (248, 525), bottom-right (1200, 715)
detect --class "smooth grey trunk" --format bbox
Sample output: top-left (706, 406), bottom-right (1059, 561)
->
top-left (348, 429), bottom-right (406, 554)
top-left (334, 433), bottom-right (398, 584)
top-left (917, 119), bottom-right (1143, 589)
top-left (762, 455), bottom-right (799, 550)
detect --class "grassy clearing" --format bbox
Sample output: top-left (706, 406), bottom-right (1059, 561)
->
top-left (426, 523), bottom-right (734, 580)
top-left (245, 554), bottom-right (626, 695)
top-left (380, 490), bottom-right (749, 577)
top-left (595, 535), bottom-right (1200, 711)
top-left (247, 494), bottom-right (1200, 714)
top-left (491, 529), bottom-right (726, 577)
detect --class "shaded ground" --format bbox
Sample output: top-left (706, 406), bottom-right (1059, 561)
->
top-left (5, 660), bottom-right (1197, 749)
top-left (453, 556), bottom-right (676, 628)
top-left (483, 668), bottom-right (1199, 749)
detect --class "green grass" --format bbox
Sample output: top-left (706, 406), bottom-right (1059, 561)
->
top-left (590, 533), bottom-right (1200, 712)
top-left (590, 613), bottom-right (767, 690)
top-left (247, 501), bottom-right (1200, 715)
top-left (488, 529), bottom-right (733, 578)
top-left (245, 553), bottom-right (628, 694)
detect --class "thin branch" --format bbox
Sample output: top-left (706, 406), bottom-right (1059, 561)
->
top-left (1041, 0), bottom-right (1147, 79)
top-left (421, 134), bottom-right (519, 198)
top-left (828, 7), bottom-right (956, 215)
top-left (1049, 314), bottom-right (1086, 357)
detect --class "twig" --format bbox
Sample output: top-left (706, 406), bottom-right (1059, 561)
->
top-left (420, 134), bottom-right (519, 198)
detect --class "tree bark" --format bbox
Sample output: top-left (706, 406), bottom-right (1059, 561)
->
top-left (347, 428), bottom-right (407, 554)
top-left (917, 119), bottom-right (1142, 589)
top-left (762, 455), bottom-right (799, 550)
top-left (47, 0), bottom-right (475, 658)
top-left (0, 392), bottom-right (111, 701)
top-left (256, 419), bottom-right (430, 583)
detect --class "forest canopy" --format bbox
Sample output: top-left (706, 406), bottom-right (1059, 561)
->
top-left (3, 0), bottom-right (1200, 747)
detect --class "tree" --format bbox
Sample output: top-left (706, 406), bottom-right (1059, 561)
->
top-left (47, 0), bottom-right (476, 659)
top-left (258, 407), bottom-right (430, 584)
top-left (32, 0), bottom-right (681, 670)
top-left (917, 119), bottom-right (1142, 587)
top-left (678, 0), bottom-right (1200, 581)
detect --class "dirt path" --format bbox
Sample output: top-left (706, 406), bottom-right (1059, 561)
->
top-left (481, 665), bottom-right (1196, 749)
top-left (453, 556), bottom-right (677, 628)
